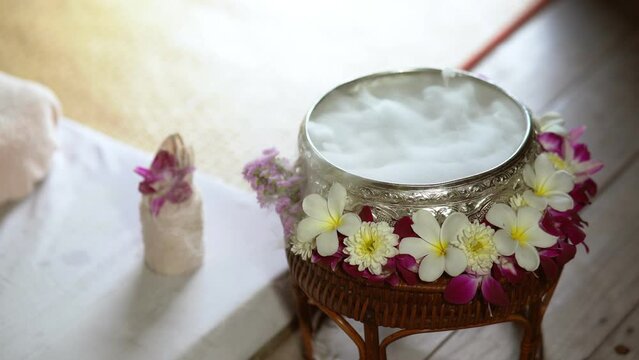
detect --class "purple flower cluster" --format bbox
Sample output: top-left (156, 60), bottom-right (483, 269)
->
top-left (242, 148), bottom-right (303, 237)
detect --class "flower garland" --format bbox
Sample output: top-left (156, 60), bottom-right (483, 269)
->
top-left (246, 113), bottom-right (602, 306)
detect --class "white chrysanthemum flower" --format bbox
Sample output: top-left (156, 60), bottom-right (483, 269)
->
top-left (533, 112), bottom-right (567, 135)
top-left (399, 210), bottom-right (468, 282)
top-left (290, 236), bottom-right (314, 261)
top-left (343, 222), bottom-right (399, 275)
top-left (523, 153), bottom-right (575, 212)
top-left (451, 221), bottom-right (498, 275)
top-left (508, 193), bottom-right (528, 210)
top-left (296, 183), bottom-right (361, 257)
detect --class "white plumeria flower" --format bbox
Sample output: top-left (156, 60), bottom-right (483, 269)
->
top-left (343, 222), bottom-right (399, 275)
top-left (486, 204), bottom-right (558, 271)
top-left (399, 210), bottom-right (468, 282)
top-left (296, 183), bottom-right (361, 257)
top-left (523, 153), bottom-right (575, 212)
top-left (534, 112), bottom-right (568, 136)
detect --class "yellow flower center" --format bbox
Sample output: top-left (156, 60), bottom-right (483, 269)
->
top-left (343, 222), bottom-right (399, 275)
top-left (469, 238), bottom-right (487, 253)
top-left (433, 240), bottom-right (448, 257)
top-left (360, 232), bottom-right (379, 255)
top-left (327, 215), bottom-right (343, 231)
top-left (454, 222), bottom-right (497, 275)
top-left (534, 183), bottom-right (549, 196)
top-left (511, 227), bottom-right (528, 245)
top-left (548, 153), bottom-right (567, 170)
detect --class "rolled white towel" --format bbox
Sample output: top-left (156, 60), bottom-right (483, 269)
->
top-left (0, 72), bottom-right (60, 205)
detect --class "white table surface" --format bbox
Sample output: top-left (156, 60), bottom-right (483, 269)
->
top-left (0, 119), bottom-right (292, 360)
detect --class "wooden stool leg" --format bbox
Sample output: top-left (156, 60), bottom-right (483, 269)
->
top-left (520, 301), bottom-right (544, 360)
top-left (363, 317), bottom-right (380, 360)
top-left (293, 284), bottom-right (314, 360)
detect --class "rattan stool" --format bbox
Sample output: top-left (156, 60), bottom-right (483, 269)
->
top-left (288, 251), bottom-right (559, 360)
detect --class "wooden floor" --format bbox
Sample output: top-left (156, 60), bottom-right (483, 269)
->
top-left (265, 0), bottom-right (639, 358)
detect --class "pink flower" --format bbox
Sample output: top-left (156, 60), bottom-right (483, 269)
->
top-left (312, 239), bottom-right (346, 271)
top-left (444, 272), bottom-right (509, 306)
top-left (540, 208), bottom-right (588, 252)
top-left (538, 128), bottom-right (603, 182)
top-left (493, 256), bottom-right (526, 284)
top-left (570, 178), bottom-right (598, 212)
top-left (342, 254), bottom-right (419, 286)
top-left (135, 150), bottom-right (194, 216)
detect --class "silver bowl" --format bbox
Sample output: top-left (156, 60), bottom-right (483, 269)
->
top-left (297, 68), bottom-right (539, 222)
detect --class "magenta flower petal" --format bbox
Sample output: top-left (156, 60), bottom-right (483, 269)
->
top-left (393, 216), bottom-right (418, 238)
top-left (138, 182), bottom-right (156, 195)
top-left (540, 256), bottom-right (559, 281)
top-left (396, 254), bottom-right (419, 272)
top-left (134, 166), bottom-right (154, 178)
top-left (166, 181), bottom-right (193, 203)
top-left (538, 132), bottom-right (564, 155)
top-left (481, 275), bottom-right (509, 306)
top-left (557, 241), bottom-right (577, 265)
top-left (342, 263), bottom-right (388, 283)
top-left (395, 254), bottom-right (419, 285)
top-left (398, 267), bottom-right (419, 285)
top-left (386, 273), bottom-right (400, 286)
top-left (568, 126), bottom-right (586, 143)
top-left (570, 180), bottom-right (597, 208)
top-left (561, 223), bottom-right (586, 245)
top-left (444, 274), bottom-right (481, 305)
top-left (539, 248), bottom-right (561, 258)
top-left (583, 161), bottom-right (604, 176)
top-left (573, 143), bottom-right (591, 162)
top-left (359, 206), bottom-right (374, 222)
top-left (150, 197), bottom-right (165, 217)
top-left (151, 150), bottom-right (177, 171)
top-left (342, 262), bottom-right (362, 278)
top-left (496, 257), bottom-right (526, 284)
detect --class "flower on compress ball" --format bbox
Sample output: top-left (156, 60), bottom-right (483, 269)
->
top-left (296, 183), bottom-right (361, 257)
top-left (135, 150), bottom-right (194, 216)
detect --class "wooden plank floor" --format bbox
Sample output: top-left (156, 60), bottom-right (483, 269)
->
top-left (266, 0), bottom-right (639, 358)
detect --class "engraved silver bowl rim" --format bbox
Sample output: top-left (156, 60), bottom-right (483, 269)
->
top-left (299, 67), bottom-right (534, 190)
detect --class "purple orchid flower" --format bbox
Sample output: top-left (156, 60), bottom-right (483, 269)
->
top-left (541, 209), bottom-right (589, 252)
top-left (444, 271), bottom-right (509, 306)
top-left (538, 240), bottom-right (576, 281)
top-left (312, 239), bottom-right (346, 271)
top-left (494, 256), bottom-right (526, 284)
top-left (570, 178), bottom-right (598, 212)
top-left (135, 150), bottom-right (194, 216)
top-left (342, 253), bottom-right (419, 286)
